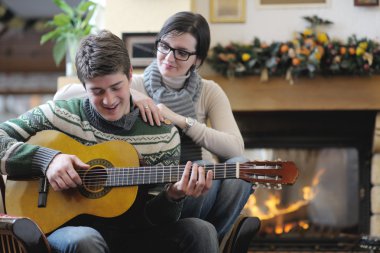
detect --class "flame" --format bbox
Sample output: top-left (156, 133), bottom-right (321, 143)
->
top-left (244, 168), bottom-right (327, 224)
top-left (244, 193), bottom-right (310, 221)
top-left (299, 220), bottom-right (309, 230)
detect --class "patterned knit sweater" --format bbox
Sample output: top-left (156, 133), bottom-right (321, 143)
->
top-left (0, 98), bottom-right (182, 226)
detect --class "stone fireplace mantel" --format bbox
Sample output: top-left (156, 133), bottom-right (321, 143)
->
top-left (208, 75), bottom-right (380, 111)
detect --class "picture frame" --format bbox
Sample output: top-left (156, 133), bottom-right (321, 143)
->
top-left (260, 0), bottom-right (326, 3)
top-left (210, 0), bottom-right (246, 23)
top-left (122, 32), bottom-right (157, 68)
top-left (257, 0), bottom-right (329, 8)
top-left (354, 0), bottom-right (379, 6)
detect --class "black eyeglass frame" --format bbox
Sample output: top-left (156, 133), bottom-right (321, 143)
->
top-left (155, 40), bottom-right (197, 61)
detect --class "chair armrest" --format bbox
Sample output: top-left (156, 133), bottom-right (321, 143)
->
top-left (0, 214), bottom-right (50, 253)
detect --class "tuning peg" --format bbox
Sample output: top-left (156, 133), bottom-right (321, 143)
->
top-left (252, 182), bottom-right (260, 190)
top-left (265, 183), bottom-right (272, 189)
top-left (273, 184), bottom-right (282, 190)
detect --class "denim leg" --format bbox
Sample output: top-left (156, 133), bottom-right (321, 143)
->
top-left (181, 157), bottom-right (254, 240)
top-left (48, 226), bottom-right (109, 253)
top-left (181, 160), bottom-right (217, 219)
top-left (181, 180), bottom-right (221, 219)
top-left (208, 156), bottom-right (253, 239)
top-left (94, 218), bottom-right (219, 253)
top-left (155, 218), bottom-right (219, 253)
top-left (206, 178), bottom-right (252, 240)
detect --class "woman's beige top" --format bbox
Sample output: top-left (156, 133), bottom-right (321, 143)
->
top-left (132, 74), bottom-right (244, 162)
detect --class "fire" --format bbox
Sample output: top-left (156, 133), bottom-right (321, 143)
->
top-left (243, 168), bottom-right (327, 229)
top-left (244, 192), bottom-right (310, 221)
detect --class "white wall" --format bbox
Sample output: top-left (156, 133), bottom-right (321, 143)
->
top-left (195, 0), bottom-right (380, 46)
top-left (104, 0), bottom-right (380, 45)
top-left (104, 0), bottom-right (192, 38)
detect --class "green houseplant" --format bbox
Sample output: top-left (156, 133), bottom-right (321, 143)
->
top-left (40, 0), bottom-right (97, 76)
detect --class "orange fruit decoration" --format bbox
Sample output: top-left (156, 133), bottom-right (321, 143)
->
top-left (292, 58), bottom-right (301, 66)
top-left (349, 47), bottom-right (356, 55)
top-left (340, 47), bottom-right (347, 55)
top-left (280, 44), bottom-right (289, 54)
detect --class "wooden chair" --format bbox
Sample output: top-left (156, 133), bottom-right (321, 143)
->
top-left (0, 177), bottom-right (51, 253)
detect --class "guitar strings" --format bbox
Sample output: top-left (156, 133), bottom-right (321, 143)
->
top-left (74, 163), bottom-right (284, 187)
top-left (75, 163), bottom-right (281, 177)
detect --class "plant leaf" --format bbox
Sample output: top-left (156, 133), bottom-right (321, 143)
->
top-left (53, 39), bottom-right (67, 66)
top-left (80, 5), bottom-right (96, 30)
top-left (53, 13), bottom-right (71, 26)
top-left (77, 0), bottom-right (96, 13)
top-left (82, 26), bottom-right (92, 36)
top-left (53, 0), bottom-right (74, 18)
top-left (40, 30), bottom-right (60, 44)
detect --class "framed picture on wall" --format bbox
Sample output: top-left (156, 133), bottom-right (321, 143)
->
top-left (210, 0), bottom-right (246, 23)
top-left (257, 0), bottom-right (329, 8)
top-left (260, 0), bottom-right (326, 4)
top-left (354, 0), bottom-right (379, 6)
top-left (122, 32), bottom-right (157, 68)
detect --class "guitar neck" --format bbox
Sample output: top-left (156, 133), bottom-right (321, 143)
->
top-left (100, 163), bottom-right (239, 187)
top-left (81, 160), bottom-right (298, 188)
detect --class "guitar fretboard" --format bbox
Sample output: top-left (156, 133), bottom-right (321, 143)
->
top-left (80, 164), bottom-right (239, 187)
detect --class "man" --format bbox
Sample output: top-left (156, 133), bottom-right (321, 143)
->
top-left (0, 30), bottom-right (217, 253)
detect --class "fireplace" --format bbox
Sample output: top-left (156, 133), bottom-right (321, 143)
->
top-left (206, 74), bottom-right (380, 252)
top-left (236, 110), bottom-right (374, 252)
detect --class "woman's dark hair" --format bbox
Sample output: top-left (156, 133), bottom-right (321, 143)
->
top-left (75, 30), bottom-right (131, 85)
top-left (157, 11), bottom-right (211, 66)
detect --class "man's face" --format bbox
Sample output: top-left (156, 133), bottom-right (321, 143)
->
top-left (85, 72), bottom-right (131, 121)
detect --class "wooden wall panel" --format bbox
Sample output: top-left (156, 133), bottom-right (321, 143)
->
top-left (0, 30), bottom-right (65, 72)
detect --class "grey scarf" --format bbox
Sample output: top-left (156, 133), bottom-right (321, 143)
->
top-left (143, 61), bottom-right (202, 118)
top-left (143, 61), bottom-right (203, 163)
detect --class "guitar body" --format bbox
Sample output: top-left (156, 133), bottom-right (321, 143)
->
top-left (5, 130), bottom-right (139, 234)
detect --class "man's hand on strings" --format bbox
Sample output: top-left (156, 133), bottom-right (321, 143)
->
top-left (166, 161), bottom-right (213, 201)
top-left (46, 154), bottom-right (89, 191)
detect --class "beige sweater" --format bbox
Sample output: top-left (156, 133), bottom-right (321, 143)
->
top-left (131, 74), bottom-right (244, 162)
top-left (54, 75), bottom-right (245, 162)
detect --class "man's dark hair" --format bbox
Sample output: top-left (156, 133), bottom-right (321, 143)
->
top-left (75, 30), bottom-right (131, 85)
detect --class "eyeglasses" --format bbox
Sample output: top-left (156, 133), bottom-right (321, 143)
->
top-left (155, 40), bottom-right (197, 61)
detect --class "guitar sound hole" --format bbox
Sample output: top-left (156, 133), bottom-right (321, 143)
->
top-left (78, 159), bottom-right (113, 199)
top-left (82, 167), bottom-right (108, 193)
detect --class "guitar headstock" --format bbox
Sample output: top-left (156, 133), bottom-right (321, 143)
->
top-left (239, 161), bottom-right (299, 190)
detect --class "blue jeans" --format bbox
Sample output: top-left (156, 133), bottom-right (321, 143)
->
top-left (47, 219), bottom-right (219, 253)
top-left (48, 226), bottom-right (109, 253)
top-left (180, 156), bottom-right (253, 241)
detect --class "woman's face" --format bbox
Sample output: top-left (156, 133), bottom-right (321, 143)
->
top-left (156, 32), bottom-right (199, 78)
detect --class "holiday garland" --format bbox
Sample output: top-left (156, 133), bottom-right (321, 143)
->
top-left (207, 16), bottom-right (380, 84)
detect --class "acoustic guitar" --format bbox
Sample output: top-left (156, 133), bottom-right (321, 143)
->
top-left (5, 130), bottom-right (298, 233)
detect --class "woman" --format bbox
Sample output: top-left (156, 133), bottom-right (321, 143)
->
top-left (131, 11), bottom-right (255, 248)
top-left (134, 15), bottom-right (243, 165)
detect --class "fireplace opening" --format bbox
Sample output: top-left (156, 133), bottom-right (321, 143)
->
top-left (243, 148), bottom-right (360, 251)
top-left (234, 110), bottom-right (375, 252)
